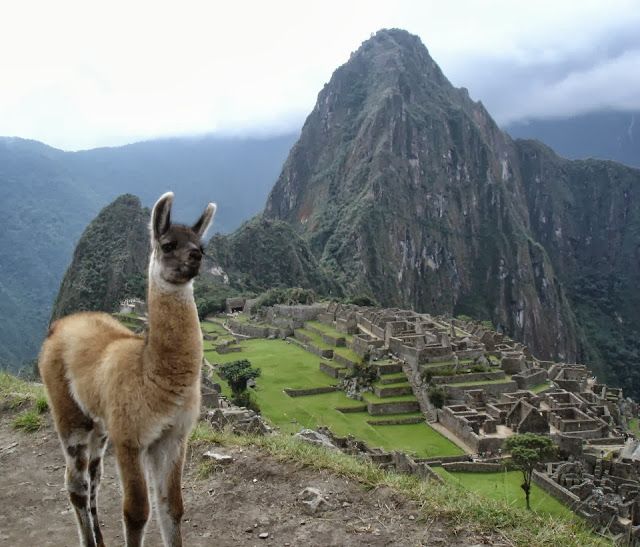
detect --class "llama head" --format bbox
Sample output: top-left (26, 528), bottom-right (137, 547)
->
top-left (150, 192), bottom-right (217, 285)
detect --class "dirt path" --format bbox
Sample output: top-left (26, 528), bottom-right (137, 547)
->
top-left (0, 414), bottom-right (495, 546)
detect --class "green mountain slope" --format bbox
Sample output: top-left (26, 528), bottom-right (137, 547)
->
top-left (50, 195), bottom-right (149, 320)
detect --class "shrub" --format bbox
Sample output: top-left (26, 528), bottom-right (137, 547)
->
top-left (428, 386), bottom-right (446, 409)
top-left (253, 287), bottom-right (316, 312)
top-left (13, 410), bottom-right (43, 432)
top-left (218, 359), bottom-right (261, 410)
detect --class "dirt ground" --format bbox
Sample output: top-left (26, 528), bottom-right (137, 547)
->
top-left (0, 414), bottom-right (500, 546)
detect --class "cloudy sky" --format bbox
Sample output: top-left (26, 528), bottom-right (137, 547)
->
top-left (1, 0), bottom-right (639, 150)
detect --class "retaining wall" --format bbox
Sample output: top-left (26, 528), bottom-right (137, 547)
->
top-left (532, 470), bottom-right (581, 508)
top-left (284, 386), bottom-right (338, 397)
top-left (367, 400), bottom-right (420, 415)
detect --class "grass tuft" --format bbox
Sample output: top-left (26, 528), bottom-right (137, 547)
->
top-left (0, 371), bottom-right (46, 409)
top-left (189, 421), bottom-right (610, 547)
top-left (12, 409), bottom-right (44, 432)
top-left (35, 396), bottom-right (49, 414)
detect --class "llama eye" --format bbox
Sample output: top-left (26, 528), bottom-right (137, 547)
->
top-left (161, 242), bottom-right (177, 253)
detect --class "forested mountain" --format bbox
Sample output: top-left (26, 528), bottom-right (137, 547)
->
top-left (0, 134), bottom-right (295, 370)
top-left (50, 195), bottom-right (149, 321)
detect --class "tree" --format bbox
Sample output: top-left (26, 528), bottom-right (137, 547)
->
top-left (504, 433), bottom-right (556, 510)
top-left (218, 359), bottom-right (261, 408)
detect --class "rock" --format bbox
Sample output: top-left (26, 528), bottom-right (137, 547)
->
top-left (258, 532), bottom-right (269, 539)
top-left (206, 408), bottom-right (272, 435)
top-left (202, 451), bottom-right (233, 464)
top-left (298, 487), bottom-right (332, 514)
top-left (294, 429), bottom-right (339, 451)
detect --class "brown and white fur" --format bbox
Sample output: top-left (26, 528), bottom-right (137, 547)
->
top-left (39, 192), bottom-right (216, 547)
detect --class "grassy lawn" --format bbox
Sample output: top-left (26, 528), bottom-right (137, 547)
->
top-left (306, 320), bottom-right (353, 340)
top-left (446, 375), bottom-right (513, 388)
top-left (295, 328), bottom-right (334, 350)
top-left (433, 468), bottom-right (576, 519)
top-left (201, 320), bottom-right (228, 335)
top-left (629, 418), bottom-right (640, 437)
top-left (333, 346), bottom-right (362, 363)
top-left (530, 382), bottom-right (551, 394)
top-left (206, 338), bottom-right (463, 458)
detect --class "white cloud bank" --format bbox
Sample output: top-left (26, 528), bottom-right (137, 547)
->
top-left (1, 0), bottom-right (639, 149)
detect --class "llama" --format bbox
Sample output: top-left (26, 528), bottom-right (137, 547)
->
top-left (39, 192), bottom-right (216, 547)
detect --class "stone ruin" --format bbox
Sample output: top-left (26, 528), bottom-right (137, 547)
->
top-left (203, 301), bottom-right (640, 539)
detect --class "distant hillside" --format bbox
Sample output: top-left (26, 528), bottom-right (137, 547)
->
top-left (0, 133), bottom-right (295, 371)
top-left (505, 110), bottom-right (640, 168)
top-left (50, 195), bottom-right (149, 321)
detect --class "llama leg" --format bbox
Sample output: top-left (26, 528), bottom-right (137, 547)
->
top-left (63, 429), bottom-right (97, 547)
top-left (88, 427), bottom-right (108, 547)
top-left (148, 437), bottom-right (187, 547)
top-left (115, 444), bottom-right (150, 547)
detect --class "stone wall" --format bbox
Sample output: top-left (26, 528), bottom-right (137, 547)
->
top-left (272, 304), bottom-right (325, 321)
top-left (367, 400), bottom-right (420, 415)
top-left (319, 362), bottom-right (345, 378)
top-left (431, 371), bottom-right (505, 385)
top-left (284, 386), bottom-right (338, 397)
top-left (333, 352), bottom-right (359, 369)
top-left (512, 368), bottom-right (548, 390)
top-left (532, 470), bottom-right (581, 508)
top-left (445, 381), bottom-right (518, 399)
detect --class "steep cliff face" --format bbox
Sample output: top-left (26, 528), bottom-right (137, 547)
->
top-left (265, 29), bottom-right (579, 361)
top-left (203, 216), bottom-right (340, 296)
top-left (517, 140), bottom-right (640, 386)
top-left (51, 195), bottom-right (149, 320)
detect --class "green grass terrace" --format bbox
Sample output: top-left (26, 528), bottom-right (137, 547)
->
top-left (205, 338), bottom-right (463, 458)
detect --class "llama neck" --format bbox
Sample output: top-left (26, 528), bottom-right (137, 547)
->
top-left (144, 255), bottom-right (202, 381)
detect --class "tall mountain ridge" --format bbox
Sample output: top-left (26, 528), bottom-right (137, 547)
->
top-left (261, 29), bottom-right (640, 393)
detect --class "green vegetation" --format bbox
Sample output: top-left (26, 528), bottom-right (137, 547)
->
top-left (428, 386), bottom-right (446, 408)
top-left (207, 338), bottom-right (461, 458)
top-left (190, 423), bottom-right (605, 546)
top-left (505, 434), bottom-right (557, 510)
top-left (204, 217), bottom-right (340, 296)
top-left (218, 359), bottom-right (261, 410)
top-left (0, 371), bottom-right (46, 409)
top-left (629, 418), bottom-right (640, 437)
top-left (253, 287), bottom-right (316, 312)
top-left (433, 468), bottom-right (574, 519)
top-left (12, 409), bottom-right (44, 432)
top-left (530, 382), bottom-right (551, 394)
top-left (51, 195), bottom-right (149, 322)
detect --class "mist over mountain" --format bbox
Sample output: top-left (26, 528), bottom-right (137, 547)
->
top-left (505, 110), bottom-right (640, 168)
top-left (0, 134), bottom-right (295, 370)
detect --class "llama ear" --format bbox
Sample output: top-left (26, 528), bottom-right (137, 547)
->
top-left (192, 202), bottom-right (217, 239)
top-left (151, 191), bottom-right (174, 243)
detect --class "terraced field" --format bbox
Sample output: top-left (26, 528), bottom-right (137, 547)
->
top-left (206, 337), bottom-right (463, 458)
top-left (433, 468), bottom-right (575, 519)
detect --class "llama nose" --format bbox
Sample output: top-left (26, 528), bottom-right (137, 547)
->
top-left (189, 249), bottom-right (202, 262)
